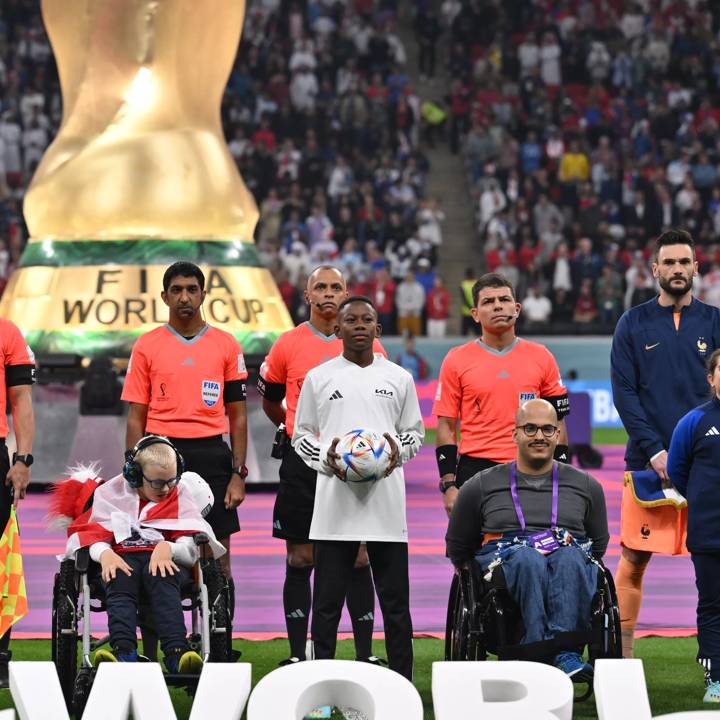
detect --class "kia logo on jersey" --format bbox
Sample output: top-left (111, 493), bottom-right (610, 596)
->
top-left (202, 380), bottom-right (221, 407)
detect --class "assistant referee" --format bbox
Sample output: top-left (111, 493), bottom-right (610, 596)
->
top-left (0, 319), bottom-right (35, 687)
top-left (433, 273), bottom-right (570, 516)
top-left (122, 262), bottom-right (248, 614)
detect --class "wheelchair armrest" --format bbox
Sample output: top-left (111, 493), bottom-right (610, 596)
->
top-left (75, 547), bottom-right (90, 573)
top-left (192, 532), bottom-right (209, 547)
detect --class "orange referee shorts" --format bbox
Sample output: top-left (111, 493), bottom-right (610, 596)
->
top-left (620, 481), bottom-right (689, 555)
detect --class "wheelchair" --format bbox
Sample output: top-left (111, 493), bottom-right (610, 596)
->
top-left (444, 553), bottom-right (622, 701)
top-left (51, 533), bottom-right (232, 718)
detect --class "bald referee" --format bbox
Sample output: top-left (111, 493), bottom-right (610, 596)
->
top-left (122, 261), bottom-right (248, 620)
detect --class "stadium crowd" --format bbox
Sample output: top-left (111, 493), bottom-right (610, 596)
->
top-left (0, 0), bottom-right (451, 336)
top-left (4, 0), bottom-right (720, 337)
top-left (437, 0), bottom-right (720, 331)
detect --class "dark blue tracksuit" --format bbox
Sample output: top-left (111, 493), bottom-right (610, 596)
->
top-left (611, 297), bottom-right (720, 470)
top-left (668, 397), bottom-right (720, 682)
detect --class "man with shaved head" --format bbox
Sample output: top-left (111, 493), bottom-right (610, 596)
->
top-left (258, 265), bottom-right (386, 666)
top-left (446, 399), bottom-right (609, 682)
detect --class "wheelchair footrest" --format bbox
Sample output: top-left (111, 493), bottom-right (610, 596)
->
top-left (496, 630), bottom-right (593, 662)
top-left (164, 672), bottom-right (201, 687)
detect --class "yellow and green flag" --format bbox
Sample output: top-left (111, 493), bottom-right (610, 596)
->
top-left (0, 507), bottom-right (28, 637)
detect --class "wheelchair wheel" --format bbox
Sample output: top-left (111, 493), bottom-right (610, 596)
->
top-left (72, 667), bottom-right (94, 719)
top-left (202, 559), bottom-right (231, 662)
top-left (445, 573), bottom-right (472, 661)
top-left (601, 570), bottom-right (623, 658)
top-left (52, 560), bottom-right (79, 711)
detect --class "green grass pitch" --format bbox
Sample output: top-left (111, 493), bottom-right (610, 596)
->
top-left (0, 637), bottom-right (710, 719)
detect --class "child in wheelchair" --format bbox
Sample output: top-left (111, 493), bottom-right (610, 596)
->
top-left (53, 435), bottom-right (225, 674)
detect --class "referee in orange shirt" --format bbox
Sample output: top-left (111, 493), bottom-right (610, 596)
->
top-left (433, 273), bottom-right (570, 516)
top-left (0, 319), bottom-right (35, 687)
top-left (122, 262), bottom-right (248, 619)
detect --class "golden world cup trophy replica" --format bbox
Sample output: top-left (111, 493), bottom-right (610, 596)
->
top-left (0, 0), bottom-right (292, 358)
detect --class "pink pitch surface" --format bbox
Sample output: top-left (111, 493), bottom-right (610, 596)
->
top-left (16, 445), bottom-right (696, 638)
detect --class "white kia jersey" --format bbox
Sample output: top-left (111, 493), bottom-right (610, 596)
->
top-left (293, 354), bottom-right (424, 542)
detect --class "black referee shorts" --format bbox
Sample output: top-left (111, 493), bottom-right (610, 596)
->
top-left (167, 435), bottom-right (239, 539)
top-left (455, 455), bottom-right (499, 488)
top-left (272, 445), bottom-right (317, 544)
top-left (0, 441), bottom-right (11, 531)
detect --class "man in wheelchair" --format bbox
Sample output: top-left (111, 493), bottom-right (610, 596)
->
top-left (446, 399), bottom-right (610, 682)
top-left (60, 435), bottom-right (226, 674)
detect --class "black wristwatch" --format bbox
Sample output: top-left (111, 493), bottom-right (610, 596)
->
top-left (232, 465), bottom-right (249, 479)
top-left (438, 479), bottom-right (457, 494)
top-left (12, 453), bottom-right (34, 468)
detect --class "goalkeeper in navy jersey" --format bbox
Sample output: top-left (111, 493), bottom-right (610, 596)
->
top-left (668, 348), bottom-right (720, 704)
top-left (293, 296), bottom-right (424, 680)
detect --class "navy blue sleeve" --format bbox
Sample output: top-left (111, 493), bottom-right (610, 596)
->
top-left (667, 408), bottom-right (704, 497)
top-left (610, 312), bottom-right (664, 458)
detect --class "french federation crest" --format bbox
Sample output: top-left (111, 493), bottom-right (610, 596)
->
top-left (698, 337), bottom-right (708, 355)
top-left (202, 380), bottom-right (221, 407)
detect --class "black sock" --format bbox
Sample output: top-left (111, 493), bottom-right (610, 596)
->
top-left (0, 627), bottom-right (10, 654)
top-left (346, 564), bottom-right (374, 659)
top-left (283, 564), bottom-right (312, 659)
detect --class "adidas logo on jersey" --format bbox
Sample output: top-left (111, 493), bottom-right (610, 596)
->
top-left (182, 357), bottom-right (194, 366)
top-left (329, 390), bottom-right (343, 400)
top-left (706, 426), bottom-right (720, 437)
top-left (497, 370), bottom-right (510, 379)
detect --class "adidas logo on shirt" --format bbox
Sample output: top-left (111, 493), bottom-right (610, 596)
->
top-left (182, 357), bottom-right (194, 366)
top-left (329, 390), bottom-right (344, 400)
top-left (497, 370), bottom-right (510, 379)
top-left (706, 426), bottom-right (720, 437)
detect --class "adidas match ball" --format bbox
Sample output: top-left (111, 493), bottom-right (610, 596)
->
top-left (336, 429), bottom-right (391, 483)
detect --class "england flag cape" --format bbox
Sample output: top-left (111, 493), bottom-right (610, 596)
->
top-left (61, 473), bottom-right (225, 560)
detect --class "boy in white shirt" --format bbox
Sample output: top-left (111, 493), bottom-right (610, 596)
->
top-left (293, 296), bottom-right (424, 679)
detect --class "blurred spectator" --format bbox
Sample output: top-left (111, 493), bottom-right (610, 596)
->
top-left (426, 275), bottom-right (450, 338)
top-left (703, 263), bottom-right (720, 308)
top-left (539, 31), bottom-right (561, 87)
top-left (459, 267), bottom-right (477, 335)
top-left (629, 270), bottom-right (658, 308)
top-left (395, 270), bottom-right (425, 337)
top-left (624, 253), bottom-right (655, 310)
top-left (414, 258), bottom-right (436, 295)
top-left (522, 286), bottom-right (552, 326)
top-left (415, 7), bottom-right (442, 82)
top-left (395, 333), bottom-right (429, 381)
top-left (369, 265), bottom-right (396, 334)
top-left (595, 266), bottom-right (624, 325)
top-left (552, 288), bottom-right (574, 324)
top-left (574, 279), bottom-right (599, 324)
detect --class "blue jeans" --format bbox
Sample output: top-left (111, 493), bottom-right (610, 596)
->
top-left (476, 540), bottom-right (598, 645)
top-left (103, 551), bottom-right (192, 655)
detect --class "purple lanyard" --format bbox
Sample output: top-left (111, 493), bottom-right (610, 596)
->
top-left (509, 462), bottom-right (559, 531)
